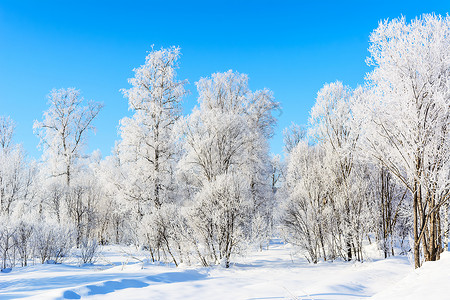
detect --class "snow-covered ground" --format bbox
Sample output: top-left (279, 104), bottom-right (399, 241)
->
top-left (0, 240), bottom-right (447, 299)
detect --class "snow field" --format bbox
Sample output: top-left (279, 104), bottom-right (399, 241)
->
top-left (0, 242), bottom-right (425, 300)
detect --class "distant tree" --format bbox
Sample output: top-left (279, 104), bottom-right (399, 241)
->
top-left (309, 81), bottom-right (361, 261)
top-left (283, 123), bottom-right (306, 154)
top-left (0, 117), bottom-right (34, 217)
top-left (282, 141), bottom-right (330, 263)
top-left (0, 116), bottom-right (15, 150)
top-left (34, 88), bottom-right (103, 187)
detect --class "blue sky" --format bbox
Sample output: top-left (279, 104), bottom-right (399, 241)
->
top-left (0, 1), bottom-right (448, 158)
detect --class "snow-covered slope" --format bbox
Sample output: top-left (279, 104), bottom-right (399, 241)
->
top-left (1, 242), bottom-right (446, 299)
top-left (372, 252), bottom-right (450, 300)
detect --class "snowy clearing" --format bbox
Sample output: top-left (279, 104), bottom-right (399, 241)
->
top-left (2, 240), bottom-right (444, 300)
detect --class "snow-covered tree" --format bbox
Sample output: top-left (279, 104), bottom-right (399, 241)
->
top-left (116, 46), bottom-right (188, 260)
top-left (0, 116), bottom-right (14, 149)
top-left (90, 154), bottom-right (127, 245)
top-left (309, 81), bottom-right (362, 261)
top-left (283, 123), bottom-right (306, 154)
top-left (34, 88), bottom-right (103, 187)
top-left (356, 14), bottom-right (450, 268)
top-left (372, 166), bottom-right (410, 258)
top-left (178, 70), bottom-right (279, 267)
top-left (0, 117), bottom-right (35, 218)
top-left (118, 46), bottom-right (187, 213)
top-left (282, 141), bottom-right (330, 263)
top-left (32, 88), bottom-right (103, 252)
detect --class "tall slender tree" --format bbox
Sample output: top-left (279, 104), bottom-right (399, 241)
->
top-left (117, 46), bottom-right (188, 262)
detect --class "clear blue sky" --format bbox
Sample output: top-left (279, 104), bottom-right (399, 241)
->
top-left (0, 0), bottom-right (448, 158)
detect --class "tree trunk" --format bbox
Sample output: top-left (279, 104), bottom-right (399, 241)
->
top-left (445, 201), bottom-right (449, 251)
top-left (413, 180), bottom-right (420, 268)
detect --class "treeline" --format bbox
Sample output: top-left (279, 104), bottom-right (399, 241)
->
top-left (0, 49), bottom-right (279, 269)
top-left (0, 14), bottom-right (448, 270)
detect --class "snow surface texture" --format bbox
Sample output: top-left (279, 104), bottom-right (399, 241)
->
top-left (0, 240), bottom-right (446, 299)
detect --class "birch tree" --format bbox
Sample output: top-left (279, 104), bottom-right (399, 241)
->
top-left (117, 46), bottom-right (188, 262)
